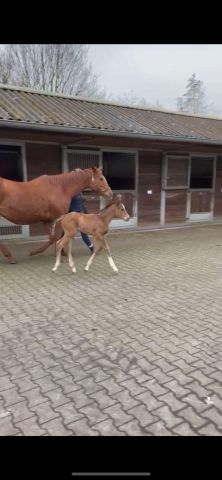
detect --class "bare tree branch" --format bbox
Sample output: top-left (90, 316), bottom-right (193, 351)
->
top-left (0, 44), bottom-right (107, 99)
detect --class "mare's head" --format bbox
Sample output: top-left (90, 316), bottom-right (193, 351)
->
top-left (113, 194), bottom-right (130, 221)
top-left (89, 167), bottom-right (113, 200)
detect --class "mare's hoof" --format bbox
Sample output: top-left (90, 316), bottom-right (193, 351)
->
top-left (9, 259), bottom-right (17, 264)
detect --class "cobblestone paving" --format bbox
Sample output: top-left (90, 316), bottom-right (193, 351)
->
top-left (1, 224), bottom-right (222, 436)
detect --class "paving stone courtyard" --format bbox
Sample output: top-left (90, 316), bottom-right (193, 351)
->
top-left (1, 224), bottom-right (222, 436)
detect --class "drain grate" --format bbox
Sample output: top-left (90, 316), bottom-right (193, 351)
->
top-left (0, 225), bottom-right (22, 236)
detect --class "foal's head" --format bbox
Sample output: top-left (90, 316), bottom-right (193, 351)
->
top-left (89, 166), bottom-right (113, 200)
top-left (113, 194), bottom-right (130, 221)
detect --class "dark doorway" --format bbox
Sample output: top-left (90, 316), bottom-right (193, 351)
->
top-left (190, 157), bottom-right (214, 189)
top-left (103, 152), bottom-right (135, 190)
top-left (0, 145), bottom-right (23, 181)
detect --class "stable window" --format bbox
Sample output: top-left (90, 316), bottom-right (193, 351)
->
top-left (165, 156), bottom-right (189, 188)
top-left (103, 151), bottom-right (135, 190)
top-left (66, 150), bottom-right (99, 171)
top-left (190, 157), bottom-right (214, 189)
top-left (0, 145), bottom-right (23, 181)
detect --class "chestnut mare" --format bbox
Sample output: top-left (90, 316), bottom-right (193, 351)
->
top-left (52, 194), bottom-right (130, 274)
top-left (0, 167), bottom-right (112, 263)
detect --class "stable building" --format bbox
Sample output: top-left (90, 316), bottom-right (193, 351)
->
top-left (1, 84), bottom-right (222, 239)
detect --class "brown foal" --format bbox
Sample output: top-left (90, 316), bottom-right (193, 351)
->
top-left (52, 195), bottom-right (130, 274)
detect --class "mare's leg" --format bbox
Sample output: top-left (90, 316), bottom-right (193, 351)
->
top-left (0, 242), bottom-right (17, 264)
top-left (67, 239), bottom-right (76, 273)
top-left (101, 238), bottom-right (118, 273)
top-left (84, 236), bottom-right (102, 272)
top-left (30, 221), bottom-right (58, 256)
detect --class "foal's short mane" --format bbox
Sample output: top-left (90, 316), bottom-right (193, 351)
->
top-left (99, 199), bottom-right (117, 213)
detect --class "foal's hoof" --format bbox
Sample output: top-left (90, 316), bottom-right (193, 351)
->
top-left (8, 258), bottom-right (17, 264)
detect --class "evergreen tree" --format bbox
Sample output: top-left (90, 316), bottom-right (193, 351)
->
top-left (176, 74), bottom-right (206, 114)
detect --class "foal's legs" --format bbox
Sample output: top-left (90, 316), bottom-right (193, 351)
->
top-left (0, 242), bottom-right (17, 264)
top-left (52, 234), bottom-right (73, 272)
top-left (67, 239), bottom-right (76, 273)
top-left (102, 238), bottom-right (118, 273)
top-left (84, 237), bottom-right (101, 272)
top-left (52, 239), bottom-right (63, 272)
top-left (84, 236), bottom-right (118, 273)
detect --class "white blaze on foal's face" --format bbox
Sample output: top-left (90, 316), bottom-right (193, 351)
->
top-left (120, 203), bottom-right (130, 221)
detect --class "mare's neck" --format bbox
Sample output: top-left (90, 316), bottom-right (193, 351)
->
top-left (63, 169), bottom-right (92, 197)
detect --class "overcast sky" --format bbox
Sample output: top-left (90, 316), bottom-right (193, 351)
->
top-left (89, 44), bottom-right (222, 114)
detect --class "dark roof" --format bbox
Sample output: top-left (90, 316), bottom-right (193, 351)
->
top-left (1, 84), bottom-right (222, 144)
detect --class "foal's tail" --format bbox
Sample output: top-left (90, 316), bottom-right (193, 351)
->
top-left (51, 215), bottom-right (65, 238)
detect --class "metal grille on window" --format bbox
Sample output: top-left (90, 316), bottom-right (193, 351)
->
top-left (0, 226), bottom-right (22, 236)
top-left (67, 152), bottom-right (99, 171)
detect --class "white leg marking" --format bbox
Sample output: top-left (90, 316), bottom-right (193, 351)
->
top-left (52, 248), bottom-right (62, 272)
top-left (108, 256), bottom-right (118, 273)
top-left (67, 240), bottom-right (76, 273)
top-left (85, 252), bottom-right (96, 272)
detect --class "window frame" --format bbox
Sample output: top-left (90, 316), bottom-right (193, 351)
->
top-left (163, 154), bottom-right (216, 191)
top-left (163, 155), bottom-right (190, 190)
